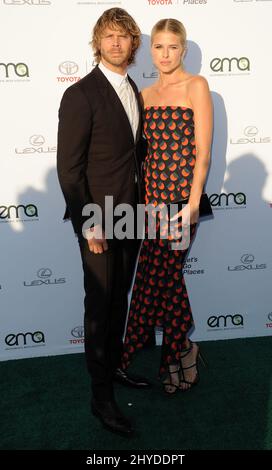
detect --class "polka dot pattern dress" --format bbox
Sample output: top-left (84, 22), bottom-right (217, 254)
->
top-left (121, 106), bottom-right (197, 378)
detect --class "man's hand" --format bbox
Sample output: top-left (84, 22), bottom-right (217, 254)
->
top-left (86, 225), bottom-right (108, 254)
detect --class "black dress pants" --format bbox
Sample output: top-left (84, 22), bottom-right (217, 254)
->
top-left (78, 236), bottom-right (139, 401)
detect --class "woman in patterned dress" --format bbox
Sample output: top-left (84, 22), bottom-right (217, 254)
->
top-left (121, 19), bottom-right (213, 394)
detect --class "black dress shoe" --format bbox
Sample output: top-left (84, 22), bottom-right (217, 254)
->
top-left (91, 397), bottom-right (135, 437)
top-left (114, 368), bottom-right (152, 388)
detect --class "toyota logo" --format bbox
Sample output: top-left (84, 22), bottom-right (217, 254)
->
top-left (59, 61), bottom-right (79, 75)
top-left (71, 326), bottom-right (84, 338)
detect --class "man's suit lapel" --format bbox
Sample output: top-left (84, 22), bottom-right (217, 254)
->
top-left (128, 75), bottom-right (142, 143)
top-left (93, 66), bottom-right (135, 143)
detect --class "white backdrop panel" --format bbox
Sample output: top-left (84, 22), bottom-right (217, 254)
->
top-left (0, 0), bottom-right (271, 360)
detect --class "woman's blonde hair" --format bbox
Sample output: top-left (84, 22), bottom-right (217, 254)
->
top-left (91, 8), bottom-right (141, 65)
top-left (151, 18), bottom-right (187, 49)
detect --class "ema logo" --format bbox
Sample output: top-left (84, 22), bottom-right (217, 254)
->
top-left (0, 62), bottom-right (29, 80)
top-left (210, 57), bottom-right (250, 75)
top-left (0, 204), bottom-right (38, 222)
top-left (207, 314), bottom-right (244, 330)
top-left (209, 192), bottom-right (246, 210)
top-left (5, 331), bottom-right (45, 349)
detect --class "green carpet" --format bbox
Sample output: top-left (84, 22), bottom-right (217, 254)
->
top-left (0, 337), bottom-right (271, 450)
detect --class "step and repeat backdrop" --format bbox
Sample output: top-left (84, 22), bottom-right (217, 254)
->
top-left (0, 0), bottom-right (271, 360)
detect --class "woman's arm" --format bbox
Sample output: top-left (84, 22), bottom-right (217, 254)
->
top-left (188, 76), bottom-right (213, 222)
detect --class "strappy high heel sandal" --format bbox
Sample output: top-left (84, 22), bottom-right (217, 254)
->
top-left (179, 340), bottom-right (206, 392)
top-left (162, 364), bottom-right (181, 396)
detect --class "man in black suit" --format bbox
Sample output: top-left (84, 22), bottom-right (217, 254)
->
top-left (57, 8), bottom-right (150, 437)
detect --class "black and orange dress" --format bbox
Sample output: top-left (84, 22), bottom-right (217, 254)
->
top-left (121, 106), bottom-right (197, 378)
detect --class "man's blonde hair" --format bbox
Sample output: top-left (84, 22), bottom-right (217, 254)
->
top-left (91, 8), bottom-right (141, 65)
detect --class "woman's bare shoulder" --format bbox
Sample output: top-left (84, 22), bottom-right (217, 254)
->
top-left (187, 74), bottom-right (210, 90)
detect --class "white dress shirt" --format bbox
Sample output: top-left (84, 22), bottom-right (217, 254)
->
top-left (98, 62), bottom-right (139, 141)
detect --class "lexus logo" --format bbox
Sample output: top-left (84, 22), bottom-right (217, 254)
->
top-left (240, 254), bottom-right (254, 264)
top-left (29, 135), bottom-right (45, 146)
top-left (244, 126), bottom-right (258, 137)
top-left (58, 61), bottom-right (79, 75)
top-left (37, 268), bottom-right (52, 278)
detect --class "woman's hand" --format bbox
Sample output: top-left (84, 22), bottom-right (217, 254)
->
top-left (170, 202), bottom-right (199, 226)
top-left (188, 203), bottom-right (199, 225)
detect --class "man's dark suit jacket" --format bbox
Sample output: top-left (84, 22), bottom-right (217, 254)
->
top-left (57, 65), bottom-right (146, 235)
